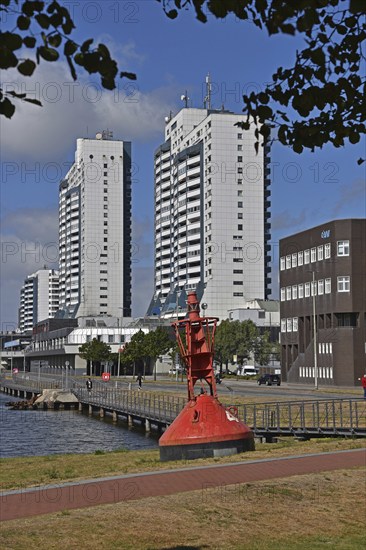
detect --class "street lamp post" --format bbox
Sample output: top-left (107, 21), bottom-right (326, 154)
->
top-left (312, 271), bottom-right (318, 390)
top-left (117, 307), bottom-right (125, 378)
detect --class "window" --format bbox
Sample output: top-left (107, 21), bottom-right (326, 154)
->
top-left (286, 286), bottom-right (291, 300)
top-left (305, 282), bottom-right (311, 297)
top-left (233, 292), bottom-right (243, 297)
top-left (304, 249), bottom-right (310, 264)
top-left (281, 319), bottom-right (286, 332)
top-left (238, 224), bottom-right (243, 230)
top-left (237, 133), bottom-right (242, 139)
top-left (311, 247), bottom-right (316, 262)
top-left (318, 279), bottom-right (324, 295)
top-left (337, 240), bottom-right (350, 256)
top-left (237, 145), bottom-right (243, 151)
top-left (280, 257), bottom-right (285, 271)
top-left (292, 253), bottom-right (297, 267)
top-left (286, 255), bottom-right (291, 269)
top-left (287, 318), bottom-right (292, 332)
top-left (280, 288), bottom-right (286, 302)
top-left (237, 190), bottom-right (243, 196)
top-left (108, 335), bottom-right (114, 343)
top-left (324, 243), bottom-right (331, 258)
top-left (238, 213), bottom-right (243, 219)
top-left (237, 167), bottom-right (243, 174)
top-left (238, 201), bottom-right (243, 208)
top-left (237, 178), bottom-right (243, 185)
top-left (233, 281), bottom-right (243, 285)
top-left (317, 245), bottom-right (323, 261)
top-left (337, 275), bottom-right (350, 292)
top-left (237, 156), bottom-right (243, 162)
top-left (325, 278), bottom-right (331, 294)
top-left (233, 269), bottom-right (243, 274)
top-left (293, 317), bottom-right (298, 332)
top-left (298, 284), bottom-right (304, 298)
top-left (298, 251), bottom-right (303, 266)
top-left (292, 285), bottom-right (298, 299)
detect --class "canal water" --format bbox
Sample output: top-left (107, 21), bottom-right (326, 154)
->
top-left (0, 393), bottom-right (158, 458)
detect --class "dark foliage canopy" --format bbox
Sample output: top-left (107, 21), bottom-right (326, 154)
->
top-left (1, 0), bottom-right (364, 158)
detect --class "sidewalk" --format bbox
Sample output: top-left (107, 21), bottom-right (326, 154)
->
top-left (1, 448), bottom-right (365, 522)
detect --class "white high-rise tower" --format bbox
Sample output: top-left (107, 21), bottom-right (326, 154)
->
top-left (58, 132), bottom-right (132, 319)
top-left (148, 107), bottom-right (271, 320)
top-left (19, 268), bottom-right (59, 331)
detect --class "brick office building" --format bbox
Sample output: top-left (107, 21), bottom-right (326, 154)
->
top-left (279, 219), bottom-right (366, 386)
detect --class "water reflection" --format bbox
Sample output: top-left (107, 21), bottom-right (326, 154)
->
top-left (0, 393), bottom-right (158, 458)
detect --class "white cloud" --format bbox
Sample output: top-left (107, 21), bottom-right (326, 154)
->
top-left (1, 60), bottom-right (178, 161)
top-left (0, 208), bottom-right (59, 326)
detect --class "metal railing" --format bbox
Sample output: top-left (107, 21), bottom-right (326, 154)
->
top-left (1, 375), bottom-right (365, 437)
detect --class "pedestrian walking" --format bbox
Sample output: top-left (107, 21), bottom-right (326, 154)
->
top-left (361, 373), bottom-right (366, 399)
top-left (136, 374), bottom-right (142, 391)
top-left (86, 377), bottom-right (93, 393)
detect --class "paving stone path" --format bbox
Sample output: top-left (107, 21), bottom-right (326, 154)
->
top-left (1, 448), bottom-right (365, 521)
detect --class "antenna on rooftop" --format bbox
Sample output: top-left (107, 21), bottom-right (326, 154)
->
top-left (204, 73), bottom-right (212, 110)
top-left (181, 91), bottom-right (189, 108)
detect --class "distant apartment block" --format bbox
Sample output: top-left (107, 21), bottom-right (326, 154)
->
top-left (19, 268), bottom-right (59, 331)
top-left (280, 219), bottom-right (366, 386)
top-left (148, 106), bottom-right (271, 321)
top-left (57, 132), bottom-right (132, 319)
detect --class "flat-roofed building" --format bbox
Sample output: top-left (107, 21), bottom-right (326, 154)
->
top-left (279, 219), bottom-right (366, 386)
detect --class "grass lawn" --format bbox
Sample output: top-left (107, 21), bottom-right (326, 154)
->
top-left (1, 467), bottom-right (365, 549)
top-left (1, 437), bottom-right (364, 491)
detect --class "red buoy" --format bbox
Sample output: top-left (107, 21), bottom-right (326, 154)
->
top-left (159, 292), bottom-right (254, 461)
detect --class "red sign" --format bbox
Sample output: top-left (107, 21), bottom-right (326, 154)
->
top-left (102, 372), bottom-right (110, 381)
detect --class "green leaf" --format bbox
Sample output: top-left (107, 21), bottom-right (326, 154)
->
top-left (38, 45), bottom-right (59, 62)
top-left (64, 40), bottom-right (77, 56)
top-left (23, 36), bottom-right (36, 48)
top-left (74, 52), bottom-right (84, 66)
top-left (0, 32), bottom-right (23, 51)
top-left (349, 132), bottom-right (360, 144)
top-left (17, 15), bottom-right (31, 30)
top-left (350, 0), bottom-right (364, 14)
top-left (0, 47), bottom-right (18, 69)
top-left (66, 55), bottom-right (77, 81)
top-left (256, 105), bottom-right (273, 121)
top-left (17, 58), bottom-right (36, 76)
top-left (166, 9), bottom-right (178, 19)
top-left (120, 71), bottom-right (137, 80)
top-left (0, 97), bottom-right (16, 118)
top-left (310, 48), bottom-right (325, 66)
top-left (98, 43), bottom-right (110, 58)
top-left (48, 33), bottom-right (61, 48)
top-left (35, 13), bottom-right (50, 29)
top-left (81, 38), bottom-right (94, 53)
top-left (23, 97), bottom-right (42, 106)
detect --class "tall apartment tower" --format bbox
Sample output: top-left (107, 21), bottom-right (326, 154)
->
top-left (19, 268), bottom-right (59, 331)
top-left (148, 107), bottom-right (271, 321)
top-left (58, 133), bottom-right (132, 319)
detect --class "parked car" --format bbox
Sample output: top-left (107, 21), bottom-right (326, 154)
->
top-left (257, 373), bottom-right (281, 386)
top-left (236, 366), bottom-right (259, 377)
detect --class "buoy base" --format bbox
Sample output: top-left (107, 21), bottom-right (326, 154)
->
top-left (159, 436), bottom-right (254, 462)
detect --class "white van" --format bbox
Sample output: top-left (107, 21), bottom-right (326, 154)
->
top-left (236, 366), bottom-right (258, 376)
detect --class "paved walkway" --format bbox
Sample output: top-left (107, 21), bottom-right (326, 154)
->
top-left (1, 448), bottom-right (365, 522)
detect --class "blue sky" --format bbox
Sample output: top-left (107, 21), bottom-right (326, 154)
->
top-left (1, 1), bottom-right (365, 328)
